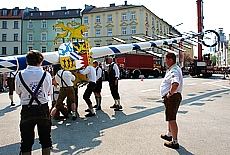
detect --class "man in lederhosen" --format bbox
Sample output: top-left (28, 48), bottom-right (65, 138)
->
top-left (3, 71), bottom-right (17, 106)
top-left (106, 57), bottom-right (122, 111)
top-left (80, 65), bottom-right (97, 117)
top-left (15, 50), bottom-right (52, 155)
top-left (51, 68), bottom-right (77, 120)
top-left (160, 52), bottom-right (183, 149)
top-left (93, 60), bottom-right (103, 110)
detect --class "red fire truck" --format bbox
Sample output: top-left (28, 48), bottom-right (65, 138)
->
top-left (115, 53), bottom-right (164, 78)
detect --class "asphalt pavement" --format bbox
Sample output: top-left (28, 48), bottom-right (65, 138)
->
top-left (0, 74), bottom-right (230, 155)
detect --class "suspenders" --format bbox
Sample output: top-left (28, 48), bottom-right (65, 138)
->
top-left (19, 71), bottom-right (46, 107)
top-left (56, 70), bottom-right (68, 87)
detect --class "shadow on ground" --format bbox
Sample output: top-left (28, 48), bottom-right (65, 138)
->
top-left (0, 88), bottom-right (229, 154)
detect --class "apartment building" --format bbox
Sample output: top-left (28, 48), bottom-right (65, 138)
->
top-left (21, 7), bottom-right (82, 54)
top-left (0, 7), bottom-right (24, 56)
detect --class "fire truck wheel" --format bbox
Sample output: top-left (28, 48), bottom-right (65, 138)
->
top-left (144, 74), bottom-right (149, 78)
top-left (153, 70), bottom-right (160, 78)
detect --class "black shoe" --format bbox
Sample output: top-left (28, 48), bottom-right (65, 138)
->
top-left (72, 116), bottom-right (77, 120)
top-left (93, 105), bottom-right (98, 108)
top-left (164, 141), bottom-right (179, 149)
top-left (114, 105), bottom-right (122, 111)
top-left (85, 112), bottom-right (96, 117)
top-left (160, 134), bottom-right (172, 141)
top-left (11, 102), bottom-right (15, 106)
top-left (96, 106), bottom-right (101, 110)
top-left (85, 109), bottom-right (91, 112)
top-left (110, 104), bottom-right (117, 109)
top-left (72, 113), bottom-right (77, 120)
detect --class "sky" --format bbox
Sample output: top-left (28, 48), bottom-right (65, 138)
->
top-left (2, 0), bottom-right (229, 55)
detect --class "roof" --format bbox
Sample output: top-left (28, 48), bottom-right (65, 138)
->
top-left (0, 8), bottom-right (24, 19)
top-left (83, 5), bottom-right (140, 14)
top-left (23, 9), bottom-right (82, 20)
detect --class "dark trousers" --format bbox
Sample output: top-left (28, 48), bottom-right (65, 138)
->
top-left (20, 103), bottom-right (51, 153)
top-left (83, 82), bottom-right (96, 106)
top-left (109, 80), bottom-right (120, 100)
top-left (7, 78), bottom-right (15, 95)
top-left (56, 86), bottom-right (75, 111)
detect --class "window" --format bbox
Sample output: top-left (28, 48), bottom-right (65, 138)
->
top-left (96, 16), bottom-right (100, 23)
top-left (14, 34), bottom-right (18, 41)
top-left (146, 27), bottom-right (148, 36)
top-left (156, 21), bottom-right (159, 29)
top-left (160, 23), bottom-right (162, 30)
top-left (2, 47), bottom-right (6, 55)
top-left (14, 47), bottom-right (18, 55)
top-left (152, 17), bottom-right (154, 25)
top-left (95, 43), bottom-right (100, 47)
top-left (28, 46), bottom-right (33, 51)
top-left (122, 27), bottom-right (127, 35)
top-left (131, 27), bottom-right (136, 34)
top-left (131, 11), bottom-right (136, 20)
top-left (108, 14), bottom-right (112, 22)
top-left (107, 28), bottom-right (112, 36)
top-left (42, 21), bottom-right (46, 28)
top-left (42, 33), bottom-right (46, 41)
top-left (51, 12), bottom-right (54, 16)
top-left (28, 34), bottom-right (33, 41)
top-left (146, 13), bottom-right (148, 21)
top-left (84, 16), bottom-right (88, 24)
top-left (84, 31), bottom-right (88, 38)
top-left (2, 10), bottom-right (7, 16)
top-left (13, 10), bottom-right (18, 16)
top-left (14, 21), bottom-right (19, 28)
top-left (28, 21), bottom-right (33, 29)
top-left (96, 29), bottom-right (100, 37)
top-left (40, 12), bottom-right (42, 16)
top-left (2, 21), bottom-right (7, 28)
top-left (164, 26), bottom-right (166, 33)
top-left (2, 34), bottom-right (7, 41)
top-left (41, 46), bottom-right (46, 52)
top-left (65, 11), bottom-right (69, 15)
top-left (30, 13), bottom-right (33, 16)
top-left (122, 13), bottom-right (127, 20)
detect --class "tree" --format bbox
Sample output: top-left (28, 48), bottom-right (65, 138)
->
top-left (210, 55), bottom-right (216, 66)
top-left (183, 52), bottom-right (193, 66)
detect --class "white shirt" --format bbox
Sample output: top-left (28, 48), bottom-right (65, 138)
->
top-left (80, 66), bottom-right (96, 83)
top-left (51, 85), bottom-right (60, 101)
top-left (160, 64), bottom-right (183, 96)
top-left (7, 71), bottom-right (17, 78)
top-left (55, 70), bottom-right (75, 87)
top-left (95, 66), bottom-right (102, 81)
top-left (15, 65), bottom-right (52, 105)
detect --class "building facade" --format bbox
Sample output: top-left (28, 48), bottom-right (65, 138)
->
top-left (82, 2), bottom-right (178, 48)
top-left (215, 28), bottom-right (228, 66)
top-left (0, 7), bottom-right (24, 56)
top-left (82, 1), bottom-right (188, 66)
top-left (21, 7), bottom-right (82, 54)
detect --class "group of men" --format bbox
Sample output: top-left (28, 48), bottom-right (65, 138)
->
top-left (3, 50), bottom-right (183, 154)
top-left (50, 56), bottom-right (123, 120)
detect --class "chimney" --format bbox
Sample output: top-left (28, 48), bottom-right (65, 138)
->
top-left (110, 3), bottom-right (115, 7)
top-left (61, 6), bottom-right (66, 10)
top-left (124, 1), bottom-right (127, 5)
